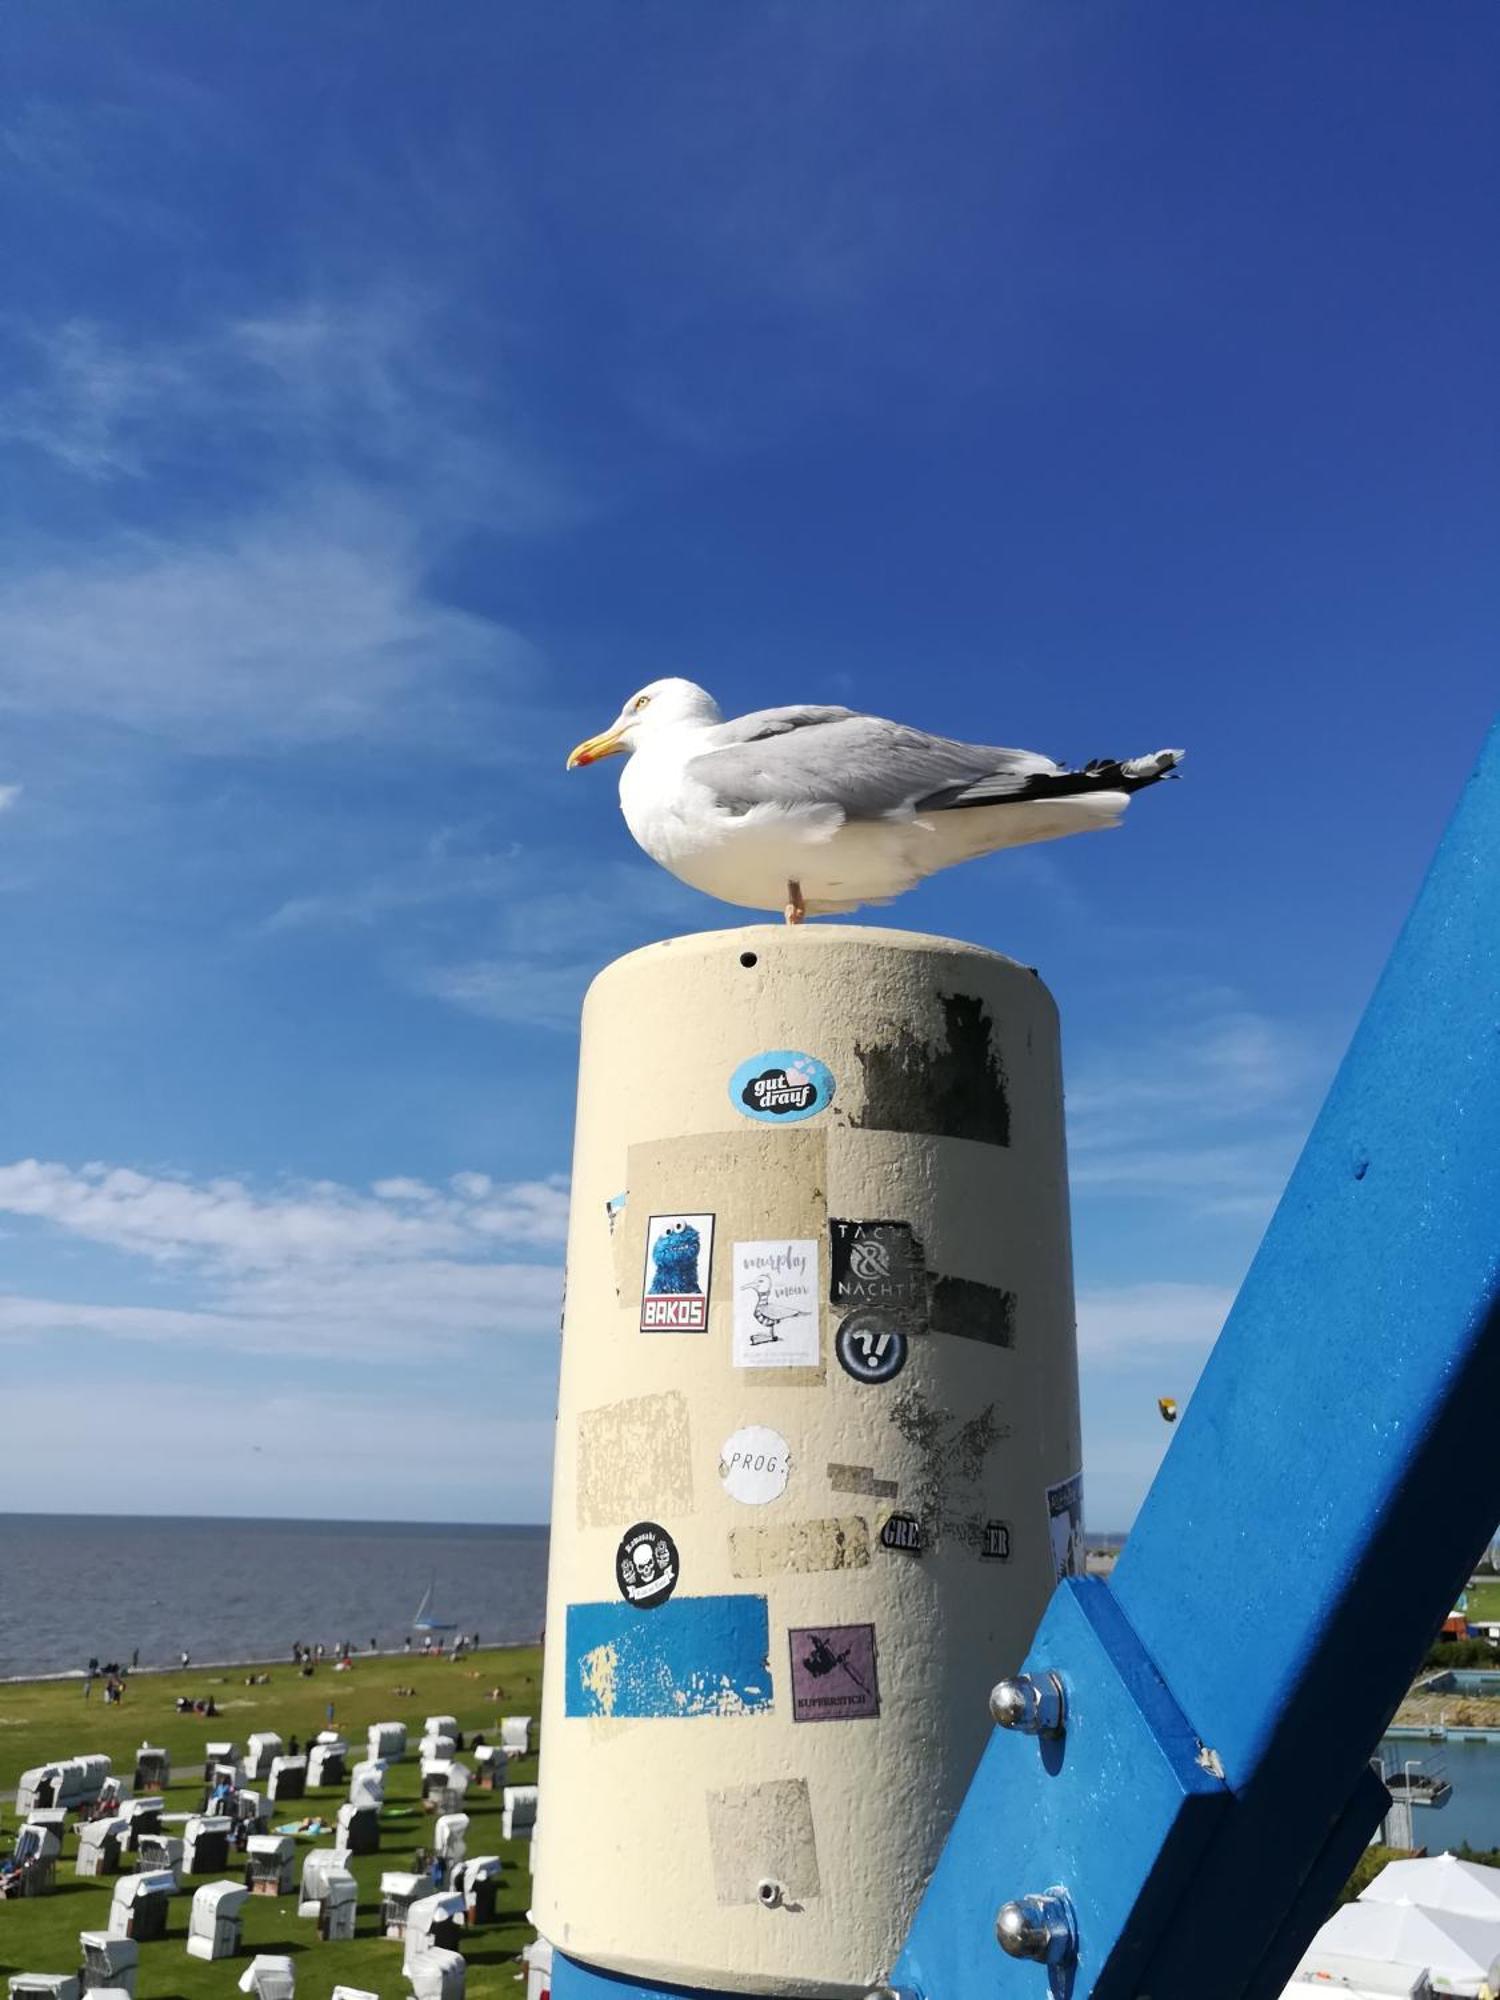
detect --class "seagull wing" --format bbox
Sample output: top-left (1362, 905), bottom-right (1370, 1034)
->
top-left (687, 709), bottom-right (1058, 822)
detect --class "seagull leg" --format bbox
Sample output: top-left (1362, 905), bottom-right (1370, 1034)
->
top-left (784, 880), bottom-right (806, 925)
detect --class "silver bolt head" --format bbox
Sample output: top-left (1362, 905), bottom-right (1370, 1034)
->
top-left (989, 1671), bottom-right (1066, 1736)
top-left (995, 1890), bottom-right (1077, 1965)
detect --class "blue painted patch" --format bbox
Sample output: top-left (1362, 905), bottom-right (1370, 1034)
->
top-left (730, 1050), bottom-right (835, 1123)
top-left (566, 1594), bottom-right (773, 1719)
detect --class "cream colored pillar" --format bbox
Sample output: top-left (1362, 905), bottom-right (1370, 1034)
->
top-left (534, 925), bottom-right (1083, 1997)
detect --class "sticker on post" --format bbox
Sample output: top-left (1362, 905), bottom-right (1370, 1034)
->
top-left (981, 1519), bottom-right (1012, 1562)
top-left (879, 1512), bottom-right (923, 1554)
top-left (730, 1051), bottom-right (835, 1123)
top-left (641, 1213), bottom-right (715, 1332)
top-left (733, 1241), bottom-right (820, 1368)
top-left (605, 1191), bottom-right (628, 1235)
top-left (616, 1521), bottom-right (680, 1609)
top-left (1047, 1470), bottom-right (1084, 1581)
top-left (788, 1623), bottom-right (879, 1722)
top-left (834, 1311), bottom-right (908, 1385)
top-left (719, 1426), bottom-right (792, 1506)
top-left (829, 1220), bottom-right (926, 1313)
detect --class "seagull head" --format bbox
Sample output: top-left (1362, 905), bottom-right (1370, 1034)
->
top-left (566, 678), bottom-right (722, 768)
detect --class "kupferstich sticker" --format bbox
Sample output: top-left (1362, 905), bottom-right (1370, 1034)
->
top-left (788, 1623), bottom-right (879, 1722)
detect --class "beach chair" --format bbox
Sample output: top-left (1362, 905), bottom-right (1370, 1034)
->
top-left (245, 1834), bottom-right (295, 1895)
top-left (8, 1977), bottom-right (81, 2000)
top-left (404, 1952), bottom-right (465, 2000)
top-left (76, 1935), bottom-right (136, 1995)
top-left (237, 1955), bottom-right (295, 1999)
top-left (367, 1721), bottom-right (406, 1763)
top-left (182, 1814), bottom-right (232, 1874)
top-left (501, 1784), bottom-right (537, 1843)
top-left (185, 1880), bottom-right (247, 1960)
top-left (105, 1873), bottom-right (174, 1943)
top-left (452, 1854), bottom-right (501, 1925)
top-left (499, 1716), bottom-right (531, 1757)
top-left (130, 1747), bottom-right (168, 1793)
top-left (74, 1820), bottom-right (127, 1879)
top-left (379, 1871), bottom-right (428, 1939)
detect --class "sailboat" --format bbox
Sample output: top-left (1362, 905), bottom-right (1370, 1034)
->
top-left (412, 1577), bottom-right (457, 1634)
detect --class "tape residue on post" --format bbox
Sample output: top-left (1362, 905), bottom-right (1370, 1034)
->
top-left (729, 1516), bottom-right (870, 1577)
top-left (706, 1778), bottom-right (821, 1904)
top-left (576, 1391), bottom-right (694, 1529)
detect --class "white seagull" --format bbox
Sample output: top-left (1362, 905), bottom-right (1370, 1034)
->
top-left (567, 678), bottom-right (1183, 923)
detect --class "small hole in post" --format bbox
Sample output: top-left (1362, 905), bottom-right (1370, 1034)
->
top-left (739, 952), bottom-right (758, 969)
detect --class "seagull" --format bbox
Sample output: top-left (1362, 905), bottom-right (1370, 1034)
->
top-left (567, 678), bottom-right (1183, 922)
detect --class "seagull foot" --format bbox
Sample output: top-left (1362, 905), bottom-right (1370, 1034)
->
top-left (784, 881), bottom-right (806, 925)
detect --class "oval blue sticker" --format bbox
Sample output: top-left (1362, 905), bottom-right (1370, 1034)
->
top-left (730, 1050), bottom-right (836, 1123)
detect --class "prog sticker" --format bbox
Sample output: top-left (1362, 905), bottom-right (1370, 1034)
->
top-left (616, 1521), bottom-right (680, 1609)
top-left (641, 1212), bottom-right (715, 1332)
top-left (719, 1426), bottom-right (791, 1506)
top-left (834, 1310), bottom-right (909, 1385)
top-left (733, 1240), bottom-right (820, 1368)
top-left (730, 1051), bottom-right (835, 1123)
top-left (1047, 1470), bottom-right (1084, 1582)
top-left (788, 1623), bottom-right (879, 1722)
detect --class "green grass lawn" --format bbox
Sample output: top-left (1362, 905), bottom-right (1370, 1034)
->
top-left (1466, 1579), bottom-right (1500, 1623)
top-left (1, 1648), bottom-right (541, 1996)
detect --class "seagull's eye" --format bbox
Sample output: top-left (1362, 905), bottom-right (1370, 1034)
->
top-left (631, 694), bottom-right (653, 712)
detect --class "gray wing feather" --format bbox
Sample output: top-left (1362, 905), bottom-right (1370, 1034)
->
top-left (686, 711), bottom-right (1058, 821)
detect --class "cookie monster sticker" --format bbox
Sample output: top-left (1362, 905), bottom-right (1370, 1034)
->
top-left (730, 1050), bottom-right (836, 1124)
top-left (641, 1213), bottom-right (715, 1332)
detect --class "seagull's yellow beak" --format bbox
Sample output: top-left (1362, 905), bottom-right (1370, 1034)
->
top-left (566, 725), bottom-right (629, 770)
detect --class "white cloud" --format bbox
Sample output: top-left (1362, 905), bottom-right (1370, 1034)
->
top-left (1076, 1281), bottom-right (1234, 1364)
top-left (0, 495), bottom-right (539, 753)
top-left (0, 1157), bottom-right (566, 1360)
top-left (1066, 996), bottom-right (1322, 1218)
top-left (0, 783), bottom-right (19, 812)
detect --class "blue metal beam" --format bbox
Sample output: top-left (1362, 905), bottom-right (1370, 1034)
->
top-left (896, 719), bottom-right (1500, 1999)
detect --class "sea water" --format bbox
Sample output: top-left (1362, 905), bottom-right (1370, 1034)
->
top-left (0, 1514), bottom-right (548, 1677)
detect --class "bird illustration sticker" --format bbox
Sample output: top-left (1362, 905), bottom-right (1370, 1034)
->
top-left (788, 1623), bottom-right (880, 1722)
top-left (730, 1051), bottom-right (836, 1123)
top-left (641, 1213), bottom-right (715, 1331)
top-left (615, 1521), bottom-right (680, 1609)
top-left (733, 1241), bottom-right (820, 1368)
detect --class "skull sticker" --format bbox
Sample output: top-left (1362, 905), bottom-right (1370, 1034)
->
top-left (615, 1521), bottom-right (680, 1609)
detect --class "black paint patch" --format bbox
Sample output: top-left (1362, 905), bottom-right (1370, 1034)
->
top-left (887, 1389), bottom-right (1010, 1551)
top-left (926, 1273), bottom-right (1016, 1349)
top-left (879, 1512), bottom-right (923, 1554)
top-left (830, 1219), bottom-right (927, 1313)
top-left (851, 992), bottom-right (1010, 1148)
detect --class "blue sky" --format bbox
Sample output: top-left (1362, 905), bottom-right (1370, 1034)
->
top-left (1, 4), bottom-right (1494, 1525)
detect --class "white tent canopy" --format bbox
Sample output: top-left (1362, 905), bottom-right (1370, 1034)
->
top-left (1363, 1857), bottom-right (1500, 1923)
top-left (1295, 1897), bottom-right (1500, 1994)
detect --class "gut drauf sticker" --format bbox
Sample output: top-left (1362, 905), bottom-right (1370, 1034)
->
top-left (730, 1051), bottom-right (835, 1123)
top-left (641, 1214), bottom-right (715, 1332)
top-left (1047, 1470), bottom-right (1084, 1581)
top-left (733, 1240), bottom-right (820, 1368)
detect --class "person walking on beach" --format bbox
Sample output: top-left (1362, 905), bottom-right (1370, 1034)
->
top-left (180, 1650), bottom-right (190, 1670)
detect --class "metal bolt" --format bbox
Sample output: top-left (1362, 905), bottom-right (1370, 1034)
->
top-left (864, 1988), bottom-right (921, 2000)
top-left (989, 1671), bottom-right (1066, 1737)
top-left (995, 1888), bottom-right (1077, 1965)
top-left (756, 1878), bottom-right (783, 1909)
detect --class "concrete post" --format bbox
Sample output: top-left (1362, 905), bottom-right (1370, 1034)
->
top-left (534, 925), bottom-right (1083, 1996)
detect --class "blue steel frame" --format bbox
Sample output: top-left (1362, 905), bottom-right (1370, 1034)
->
top-left (895, 718), bottom-right (1500, 1999)
top-left (555, 720), bottom-right (1500, 2000)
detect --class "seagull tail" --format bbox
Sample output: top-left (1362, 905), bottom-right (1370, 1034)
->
top-left (1092, 747), bottom-right (1185, 794)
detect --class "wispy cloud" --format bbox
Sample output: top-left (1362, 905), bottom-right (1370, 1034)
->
top-left (1076, 1280), bottom-right (1234, 1364)
top-left (0, 783), bottom-right (19, 813)
top-left (0, 492), bottom-right (537, 753)
top-left (1067, 993), bottom-right (1324, 1217)
top-left (0, 1158), bottom-right (566, 1360)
